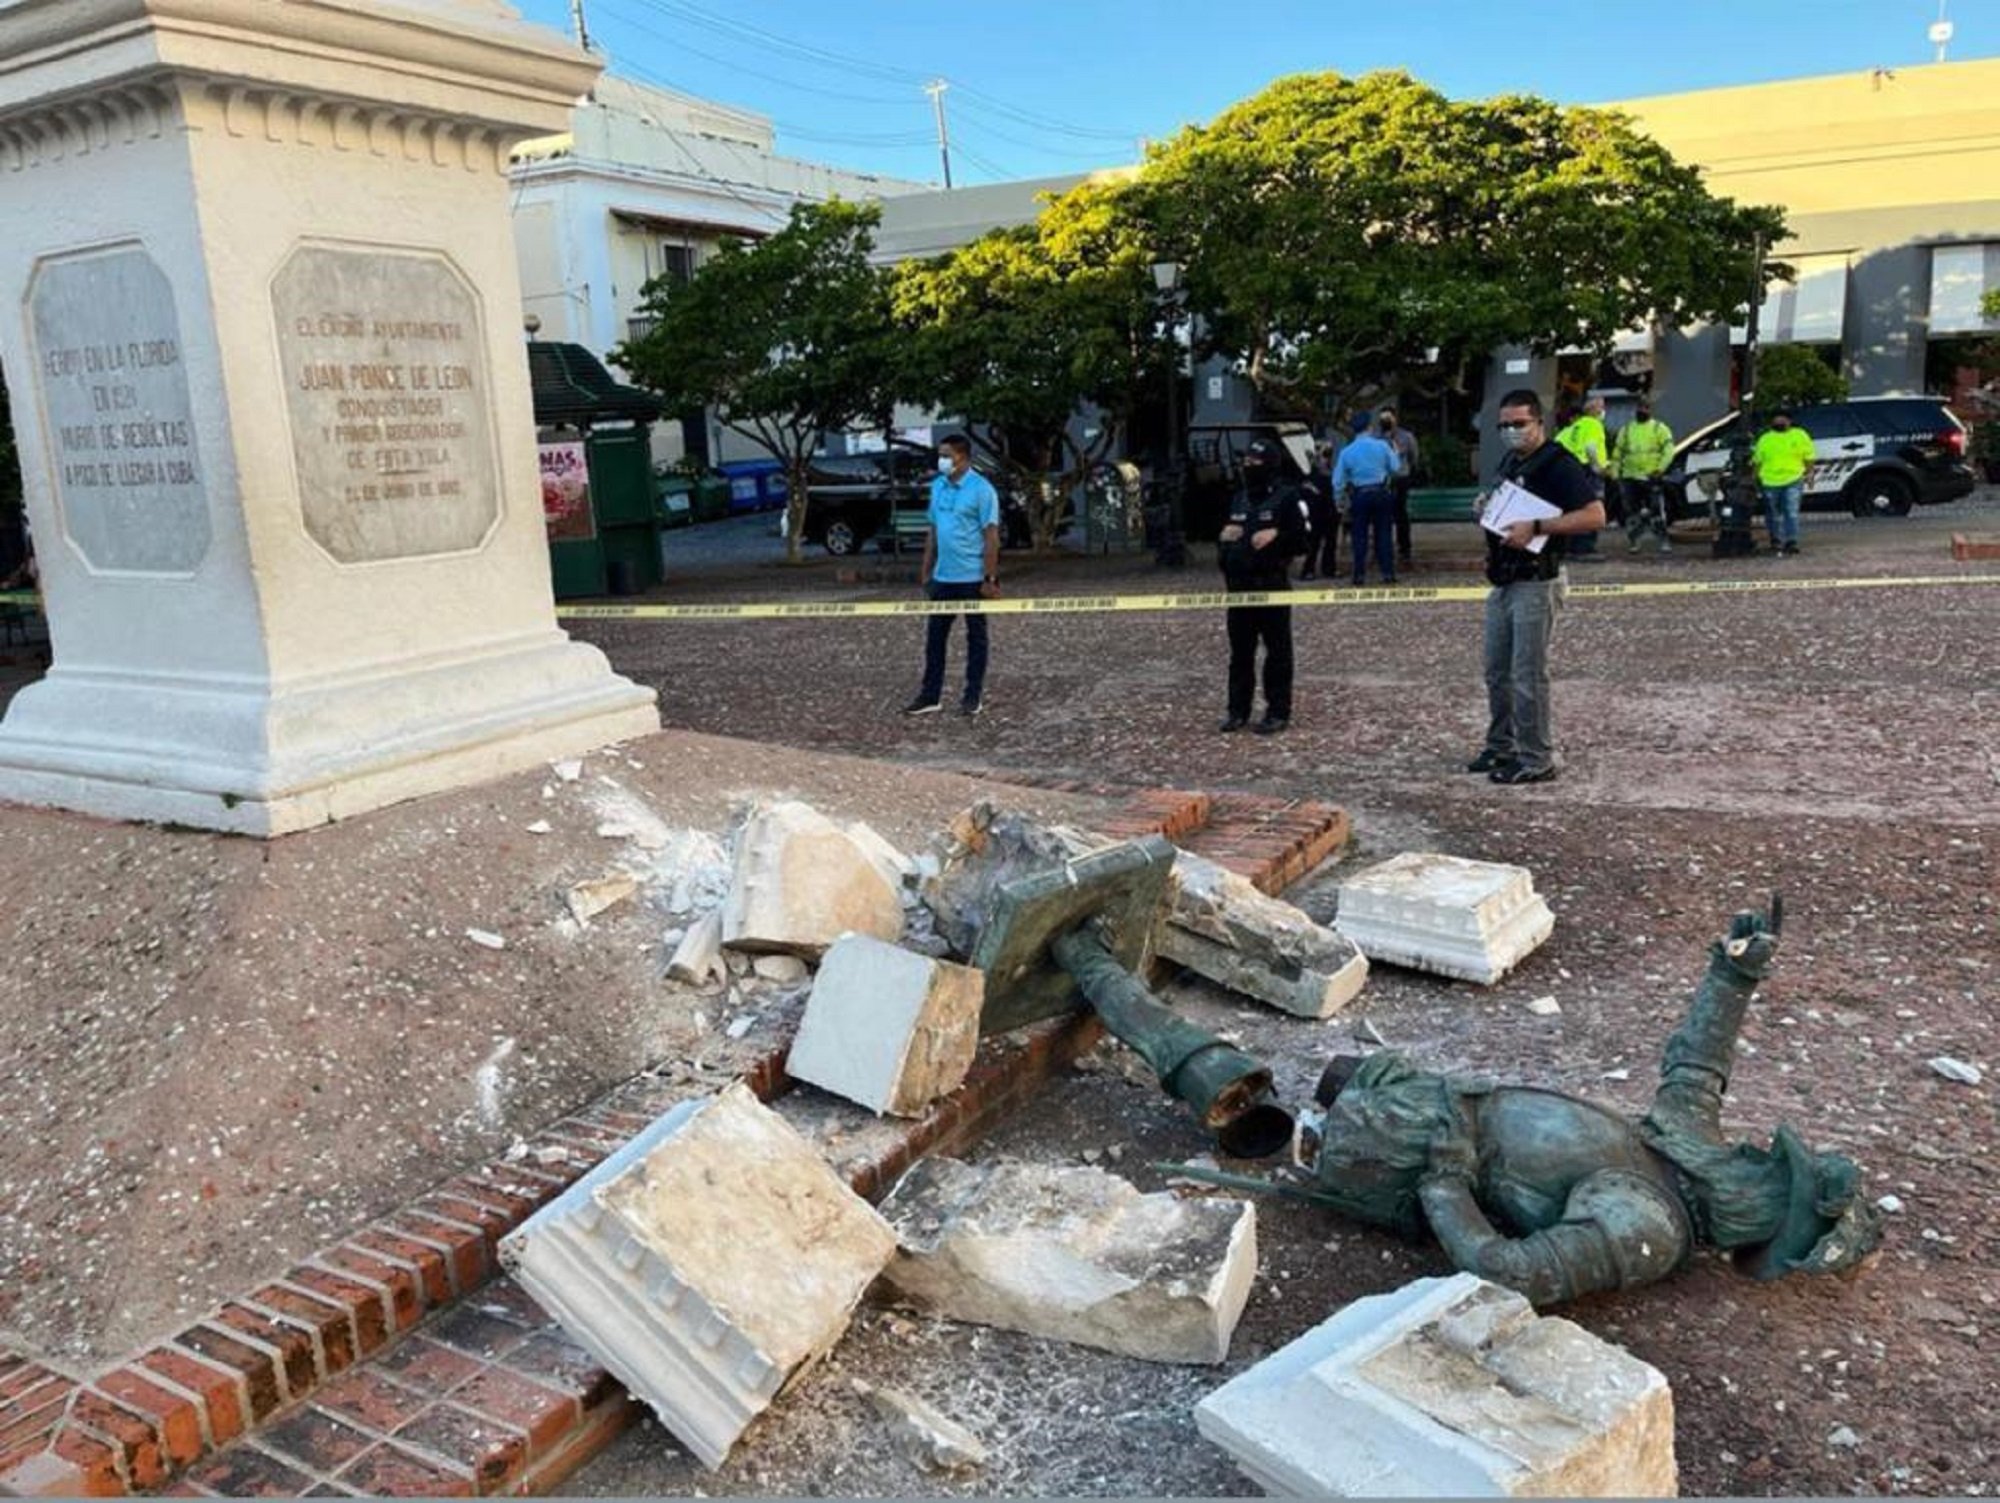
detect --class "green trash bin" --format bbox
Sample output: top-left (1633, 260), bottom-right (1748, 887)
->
top-left (658, 475), bottom-right (694, 530)
top-left (693, 475), bottom-right (730, 523)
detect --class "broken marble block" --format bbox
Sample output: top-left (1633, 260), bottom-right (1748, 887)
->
top-left (879, 1157), bottom-right (1256, 1364)
top-left (1333, 852), bottom-right (1553, 985)
top-left (1195, 1273), bottom-right (1676, 1497)
top-left (1160, 851), bottom-right (1369, 1018)
top-left (721, 800), bottom-right (904, 958)
top-left (498, 1081), bottom-right (896, 1469)
top-left (666, 908), bottom-right (726, 986)
top-left (785, 934), bottom-right (984, 1116)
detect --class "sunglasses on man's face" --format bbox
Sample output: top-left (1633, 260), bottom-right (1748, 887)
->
top-left (1496, 418), bottom-right (1537, 431)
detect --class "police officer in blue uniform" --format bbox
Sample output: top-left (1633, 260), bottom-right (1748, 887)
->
top-left (1218, 439), bottom-right (1311, 734)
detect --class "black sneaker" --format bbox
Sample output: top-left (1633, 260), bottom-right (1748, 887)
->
top-left (902, 697), bottom-right (942, 716)
top-left (1782, 542), bottom-right (1800, 557)
top-left (1218, 714), bottom-right (1249, 733)
top-left (1490, 762), bottom-right (1558, 785)
top-left (1466, 749), bottom-right (1505, 774)
top-left (958, 695), bottom-right (983, 717)
top-left (1253, 715), bottom-right (1290, 736)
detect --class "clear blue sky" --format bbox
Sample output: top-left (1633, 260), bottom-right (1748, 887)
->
top-left (512, 0), bottom-right (1991, 186)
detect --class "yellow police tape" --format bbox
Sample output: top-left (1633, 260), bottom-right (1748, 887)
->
top-left (1, 572), bottom-right (1993, 622)
top-left (549, 571), bottom-right (2000, 622)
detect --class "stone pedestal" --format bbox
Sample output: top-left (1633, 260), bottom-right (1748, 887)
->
top-left (1335, 853), bottom-right (1554, 985)
top-left (1194, 1274), bottom-right (1677, 1497)
top-left (0, 0), bottom-right (657, 835)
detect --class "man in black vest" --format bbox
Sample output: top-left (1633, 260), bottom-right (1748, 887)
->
top-left (1469, 389), bottom-right (1604, 784)
top-left (1217, 438), bottom-right (1310, 735)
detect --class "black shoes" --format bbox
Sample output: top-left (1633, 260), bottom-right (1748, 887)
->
top-left (1253, 715), bottom-right (1289, 736)
top-left (902, 697), bottom-right (942, 716)
top-left (1218, 714), bottom-right (1249, 733)
top-left (1466, 749), bottom-right (1504, 774)
top-left (958, 695), bottom-right (983, 717)
top-left (1489, 762), bottom-right (1558, 785)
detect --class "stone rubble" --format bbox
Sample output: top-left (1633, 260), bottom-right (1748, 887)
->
top-left (666, 910), bottom-right (727, 987)
top-left (785, 934), bottom-right (983, 1116)
top-left (499, 1082), bottom-right (897, 1470)
top-left (1158, 851), bottom-right (1369, 1018)
top-left (1335, 852), bottom-right (1554, 986)
top-left (853, 1380), bottom-right (988, 1474)
top-left (721, 800), bottom-right (905, 957)
top-left (878, 1156), bottom-right (1257, 1365)
top-left (565, 873), bottom-right (640, 925)
top-left (1195, 1273), bottom-right (1677, 1497)
top-left (1927, 1056), bottom-right (1983, 1086)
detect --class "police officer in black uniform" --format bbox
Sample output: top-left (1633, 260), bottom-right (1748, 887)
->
top-left (1218, 438), bottom-right (1310, 734)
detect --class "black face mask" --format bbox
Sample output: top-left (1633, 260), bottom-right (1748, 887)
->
top-left (1243, 463), bottom-right (1272, 496)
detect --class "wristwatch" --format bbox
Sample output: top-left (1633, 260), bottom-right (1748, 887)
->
top-left (984, 574), bottom-right (998, 584)
top-left (1531, 517), bottom-right (1542, 537)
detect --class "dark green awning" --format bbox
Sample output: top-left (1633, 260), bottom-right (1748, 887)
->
top-left (527, 341), bottom-right (664, 426)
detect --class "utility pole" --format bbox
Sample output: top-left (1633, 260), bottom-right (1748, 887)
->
top-left (924, 79), bottom-right (953, 189)
top-left (1930, 1), bottom-right (1954, 63)
top-left (570, 0), bottom-right (592, 51)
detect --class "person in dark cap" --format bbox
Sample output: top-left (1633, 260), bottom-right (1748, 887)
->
top-left (1216, 438), bottom-right (1310, 734)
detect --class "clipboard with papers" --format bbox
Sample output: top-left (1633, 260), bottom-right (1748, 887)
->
top-left (1480, 480), bottom-right (1563, 554)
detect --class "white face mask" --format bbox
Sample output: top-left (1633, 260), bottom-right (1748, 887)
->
top-left (937, 455), bottom-right (955, 475)
top-left (1499, 424), bottom-right (1536, 452)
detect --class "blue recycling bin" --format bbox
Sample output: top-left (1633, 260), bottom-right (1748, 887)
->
top-left (718, 458), bottom-right (785, 514)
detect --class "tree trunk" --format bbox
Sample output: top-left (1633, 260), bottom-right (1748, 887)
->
top-left (784, 457), bottom-right (810, 563)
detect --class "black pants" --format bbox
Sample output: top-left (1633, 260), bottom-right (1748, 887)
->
top-left (1226, 601), bottom-right (1293, 720)
top-left (1302, 496), bottom-right (1339, 576)
top-left (919, 579), bottom-right (988, 703)
top-left (1390, 476), bottom-right (1413, 563)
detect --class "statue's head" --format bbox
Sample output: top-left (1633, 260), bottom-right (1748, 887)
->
top-left (1306, 1052), bottom-right (1453, 1238)
top-left (1649, 1117), bottom-right (1883, 1280)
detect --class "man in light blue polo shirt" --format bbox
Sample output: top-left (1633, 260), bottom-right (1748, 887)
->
top-left (1331, 412), bottom-right (1404, 586)
top-left (904, 432), bottom-right (1000, 717)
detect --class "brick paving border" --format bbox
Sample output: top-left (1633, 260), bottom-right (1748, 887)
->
top-left (0, 786), bottom-right (1343, 1497)
top-left (1951, 533), bottom-right (2000, 561)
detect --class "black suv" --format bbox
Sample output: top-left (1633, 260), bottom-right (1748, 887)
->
top-left (803, 442), bottom-right (1030, 555)
top-left (1672, 396), bottom-right (1977, 519)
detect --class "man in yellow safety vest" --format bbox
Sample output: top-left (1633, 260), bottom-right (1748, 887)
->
top-left (1613, 401), bottom-right (1676, 554)
top-left (1554, 395), bottom-right (1608, 559)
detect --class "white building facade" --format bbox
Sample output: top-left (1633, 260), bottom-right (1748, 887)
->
top-left (508, 78), bottom-right (927, 464)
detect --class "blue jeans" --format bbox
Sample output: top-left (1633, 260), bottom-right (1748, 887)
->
top-left (1482, 574), bottom-right (1565, 773)
top-left (1348, 486), bottom-right (1395, 584)
top-left (1761, 482), bottom-right (1802, 547)
top-left (919, 579), bottom-right (988, 704)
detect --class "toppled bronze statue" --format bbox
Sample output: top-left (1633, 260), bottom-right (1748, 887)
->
top-left (1180, 898), bottom-right (1883, 1305)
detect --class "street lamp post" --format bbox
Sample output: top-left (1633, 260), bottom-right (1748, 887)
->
top-left (1151, 259), bottom-right (1187, 567)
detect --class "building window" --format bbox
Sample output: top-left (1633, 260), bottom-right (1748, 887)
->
top-left (656, 242), bottom-right (696, 286)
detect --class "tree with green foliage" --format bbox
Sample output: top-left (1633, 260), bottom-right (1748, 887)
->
top-left (891, 183), bottom-right (1164, 550)
top-left (1133, 71), bottom-right (1788, 418)
top-left (1749, 343), bottom-right (1848, 413)
top-left (615, 200), bottom-right (895, 561)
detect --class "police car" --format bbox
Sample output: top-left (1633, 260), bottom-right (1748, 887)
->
top-left (1671, 397), bottom-right (1977, 519)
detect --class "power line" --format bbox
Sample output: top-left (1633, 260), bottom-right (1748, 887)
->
top-left (615, 0), bottom-right (1141, 147)
top-left (594, 0), bottom-right (920, 107)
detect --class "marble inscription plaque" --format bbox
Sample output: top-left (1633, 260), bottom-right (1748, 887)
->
top-left (274, 247), bottom-right (499, 563)
top-left (28, 246), bottom-right (210, 574)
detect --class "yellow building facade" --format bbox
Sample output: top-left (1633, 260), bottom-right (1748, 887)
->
top-left (1610, 57), bottom-right (2000, 422)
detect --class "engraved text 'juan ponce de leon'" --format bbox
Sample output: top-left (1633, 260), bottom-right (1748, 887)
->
top-left (275, 250), bottom-right (498, 563)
